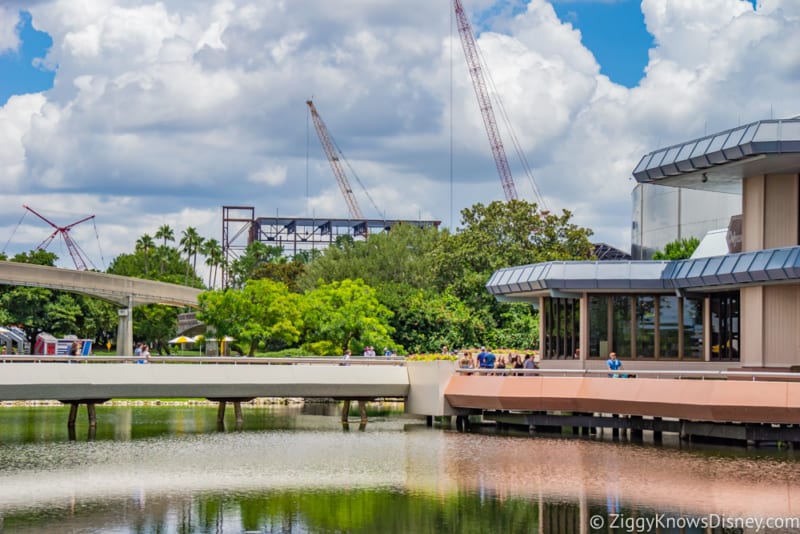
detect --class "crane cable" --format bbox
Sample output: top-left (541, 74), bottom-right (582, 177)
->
top-left (2, 209), bottom-right (28, 256)
top-left (475, 29), bottom-right (548, 211)
top-left (330, 135), bottom-right (385, 219)
top-left (92, 218), bottom-right (106, 270)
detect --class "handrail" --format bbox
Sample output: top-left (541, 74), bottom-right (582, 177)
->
top-left (454, 368), bottom-right (800, 381)
top-left (0, 355), bottom-right (407, 366)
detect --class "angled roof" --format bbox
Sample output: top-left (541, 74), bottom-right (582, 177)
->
top-left (632, 118), bottom-right (800, 193)
top-left (487, 246), bottom-right (800, 299)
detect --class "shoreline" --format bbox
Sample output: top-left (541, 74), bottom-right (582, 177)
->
top-left (1, 398), bottom-right (333, 407)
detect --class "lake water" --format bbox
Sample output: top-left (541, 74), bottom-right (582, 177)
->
top-left (0, 403), bottom-right (799, 533)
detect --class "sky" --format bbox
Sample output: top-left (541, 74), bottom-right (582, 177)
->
top-left (0, 0), bottom-right (796, 274)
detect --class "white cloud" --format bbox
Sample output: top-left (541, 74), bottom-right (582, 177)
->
top-left (0, 7), bottom-right (20, 53)
top-left (1, 0), bottom-right (799, 269)
top-left (249, 165), bottom-right (287, 186)
top-left (0, 94), bottom-right (47, 192)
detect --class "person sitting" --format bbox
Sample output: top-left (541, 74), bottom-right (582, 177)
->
top-left (606, 352), bottom-right (623, 377)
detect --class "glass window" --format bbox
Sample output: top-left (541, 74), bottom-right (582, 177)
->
top-left (636, 296), bottom-right (656, 358)
top-left (658, 296), bottom-right (679, 358)
top-left (612, 296), bottom-right (632, 358)
top-left (710, 292), bottom-right (740, 361)
top-left (543, 298), bottom-right (579, 360)
top-left (682, 297), bottom-right (704, 359)
top-left (588, 295), bottom-right (609, 359)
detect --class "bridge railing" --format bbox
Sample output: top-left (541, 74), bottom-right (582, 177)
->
top-left (0, 355), bottom-right (407, 366)
top-left (454, 368), bottom-right (800, 381)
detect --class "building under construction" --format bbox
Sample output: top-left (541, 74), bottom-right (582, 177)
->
top-left (221, 206), bottom-right (440, 284)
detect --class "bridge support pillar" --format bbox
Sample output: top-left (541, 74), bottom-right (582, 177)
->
top-left (341, 400), bottom-right (351, 423)
top-left (65, 400), bottom-right (105, 429)
top-left (217, 401), bottom-right (227, 424)
top-left (209, 398), bottom-right (252, 430)
top-left (234, 401), bottom-right (244, 425)
top-left (358, 400), bottom-right (368, 424)
top-left (116, 295), bottom-right (134, 355)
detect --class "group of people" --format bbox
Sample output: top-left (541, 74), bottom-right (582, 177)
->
top-left (134, 343), bottom-right (152, 364)
top-left (458, 347), bottom-right (540, 371)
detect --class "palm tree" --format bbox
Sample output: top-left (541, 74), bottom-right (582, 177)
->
top-left (135, 233), bottom-right (155, 275)
top-left (155, 224), bottom-right (175, 248)
top-left (155, 224), bottom-right (175, 273)
top-left (179, 227), bottom-right (203, 286)
top-left (201, 238), bottom-right (222, 288)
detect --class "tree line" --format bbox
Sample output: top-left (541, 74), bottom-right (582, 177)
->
top-left (0, 200), bottom-right (596, 355)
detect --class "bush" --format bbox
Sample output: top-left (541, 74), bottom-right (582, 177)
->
top-left (405, 353), bottom-right (458, 361)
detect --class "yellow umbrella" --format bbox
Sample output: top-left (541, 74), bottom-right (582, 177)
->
top-left (168, 335), bottom-right (194, 344)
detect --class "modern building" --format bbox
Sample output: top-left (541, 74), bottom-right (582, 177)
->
top-left (631, 183), bottom-right (741, 259)
top-left (487, 118), bottom-right (800, 370)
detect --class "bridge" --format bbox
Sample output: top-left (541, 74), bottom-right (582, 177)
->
top-left (0, 260), bottom-right (202, 354)
top-left (2, 357), bottom-right (800, 443)
top-left (0, 356), bottom-right (423, 429)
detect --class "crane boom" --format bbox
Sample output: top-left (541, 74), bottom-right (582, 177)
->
top-left (22, 204), bottom-right (95, 270)
top-left (306, 100), bottom-right (365, 219)
top-left (453, 0), bottom-right (518, 201)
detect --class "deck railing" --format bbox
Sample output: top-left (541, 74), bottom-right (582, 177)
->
top-left (0, 355), bottom-right (406, 366)
top-left (454, 367), bottom-right (800, 381)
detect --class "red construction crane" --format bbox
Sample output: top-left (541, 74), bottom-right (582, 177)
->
top-left (453, 0), bottom-right (518, 202)
top-left (22, 205), bottom-right (96, 270)
top-left (306, 100), bottom-right (365, 220)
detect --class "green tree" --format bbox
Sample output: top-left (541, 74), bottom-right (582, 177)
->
top-left (135, 233), bottom-right (155, 275)
top-left (228, 241), bottom-right (285, 289)
top-left (197, 279), bottom-right (303, 356)
top-left (302, 279), bottom-right (394, 355)
top-left (133, 304), bottom-right (180, 355)
top-left (383, 285), bottom-right (480, 353)
top-left (179, 227), bottom-right (204, 286)
top-left (432, 200), bottom-right (593, 344)
top-left (12, 249), bottom-right (58, 266)
top-left (298, 224), bottom-right (441, 291)
top-left (200, 238), bottom-right (223, 289)
top-left (652, 237), bottom-right (700, 260)
top-left (154, 224), bottom-right (175, 274)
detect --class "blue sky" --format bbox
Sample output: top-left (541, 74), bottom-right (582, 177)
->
top-left (550, 0), bottom-right (757, 88)
top-left (0, 12), bottom-right (54, 106)
top-left (550, 0), bottom-right (652, 88)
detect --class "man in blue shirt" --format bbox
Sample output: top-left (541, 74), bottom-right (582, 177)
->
top-left (606, 352), bottom-right (623, 377)
top-left (477, 346), bottom-right (496, 369)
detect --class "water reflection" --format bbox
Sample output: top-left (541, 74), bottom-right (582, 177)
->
top-left (0, 405), bottom-right (798, 533)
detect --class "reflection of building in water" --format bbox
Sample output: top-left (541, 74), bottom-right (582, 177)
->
top-left (631, 183), bottom-right (741, 260)
top-left (540, 502), bottom-right (580, 533)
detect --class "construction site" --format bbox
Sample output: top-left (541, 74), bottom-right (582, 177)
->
top-left (220, 0), bottom-right (558, 275)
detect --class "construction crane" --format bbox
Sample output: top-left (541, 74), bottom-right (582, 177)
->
top-left (306, 100), bottom-right (365, 220)
top-left (453, 0), bottom-right (518, 202)
top-left (22, 205), bottom-right (96, 270)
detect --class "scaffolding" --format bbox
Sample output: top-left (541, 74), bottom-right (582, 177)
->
top-left (221, 206), bottom-right (440, 287)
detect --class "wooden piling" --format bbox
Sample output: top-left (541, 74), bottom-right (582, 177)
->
top-left (87, 403), bottom-right (97, 427)
top-left (67, 403), bottom-right (79, 427)
top-left (217, 401), bottom-right (227, 424)
top-left (234, 401), bottom-right (243, 425)
top-left (342, 400), bottom-right (351, 423)
top-left (358, 400), bottom-right (368, 424)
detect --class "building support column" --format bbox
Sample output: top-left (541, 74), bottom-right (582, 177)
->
top-left (116, 294), bottom-right (134, 356)
top-left (579, 293), bottom-right (589, 365)
top-left (538, 296), bottom-right (546, 359)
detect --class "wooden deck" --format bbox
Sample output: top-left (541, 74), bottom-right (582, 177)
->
top-left (444, 375), bottom-right (800, 424)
